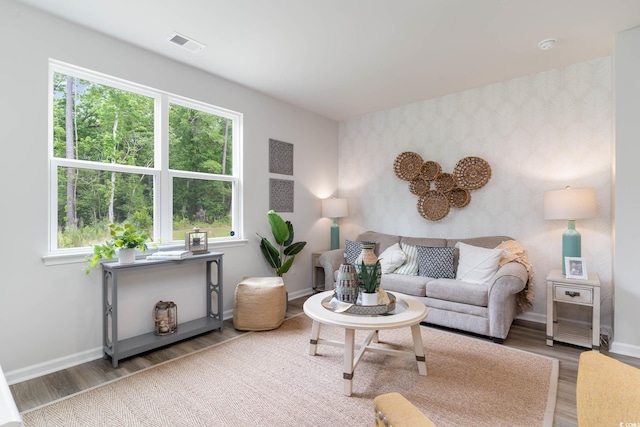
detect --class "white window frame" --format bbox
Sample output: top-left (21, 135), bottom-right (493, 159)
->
top-left (46, 60), bottom-right (244, 262)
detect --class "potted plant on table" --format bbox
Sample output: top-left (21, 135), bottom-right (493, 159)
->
top-left (359, 259), bottom-right (381, 306)
top-left (257, 210), bottom-right (307, 277)
top-left (85, 223), bottom-right (149, 273)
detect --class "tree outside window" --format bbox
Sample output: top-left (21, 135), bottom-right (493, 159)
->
top-left (50, 62), bottom-right (241, 251)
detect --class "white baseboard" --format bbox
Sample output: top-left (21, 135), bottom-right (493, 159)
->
top-left (609, 340), bottom-right (640, 358)
top-left (516, 311), bottom-right (546, 324)
top-left (8, 309), bottom-right (237, 385)
top-left (5, 347), bottom-right (103, 385)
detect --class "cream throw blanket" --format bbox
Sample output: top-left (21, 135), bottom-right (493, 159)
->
top-left (496, 240), bottom-right (534, 312)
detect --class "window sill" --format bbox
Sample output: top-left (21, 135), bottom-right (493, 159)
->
top-left (41, 239), bottom-right (249, 266)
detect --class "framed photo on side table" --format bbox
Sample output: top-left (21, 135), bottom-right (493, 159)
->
top-left (565, 257), bottom-right (588, 280)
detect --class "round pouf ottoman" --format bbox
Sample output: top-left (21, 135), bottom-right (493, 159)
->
top-left (233, 276), bottom-right (286, 331)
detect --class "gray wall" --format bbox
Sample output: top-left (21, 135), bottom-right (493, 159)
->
top-left (0, 1), bottom-right (339, 382)
top-left (338, 58), bottom-right (615, 340)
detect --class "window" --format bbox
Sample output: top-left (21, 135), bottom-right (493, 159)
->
top-left (49, 61), bottom-right (242, 253)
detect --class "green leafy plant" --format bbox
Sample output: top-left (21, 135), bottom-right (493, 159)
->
top-left (85, 223), bottom-right (149, 273)
top-left (257, 210), bottom-right (307, 276)
top-left (359, 259), bottom-right (381, 293)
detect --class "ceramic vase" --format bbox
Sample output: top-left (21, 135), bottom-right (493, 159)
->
top-left (335, 263), bottom-right (358, 303)
top-left (355, 241), bottom-right (382, 304)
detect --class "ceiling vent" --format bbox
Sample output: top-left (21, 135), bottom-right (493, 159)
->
top-left (168, 32), bottom-right (206, 53)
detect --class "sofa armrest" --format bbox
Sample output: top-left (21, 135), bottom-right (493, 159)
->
top-left (486, 261), bottom-right (528, 341)
top-left (319, 249), bottom-right (346, 290)
top-left (489, 262), bottom-right (528, 296)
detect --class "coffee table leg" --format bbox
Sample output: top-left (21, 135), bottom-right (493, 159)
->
top-left (411, 324), bottom-right (427, 375)
top-left (343, 328), bottom-right (355, 396)
top-left (309, 320), bottom-right (321, 356)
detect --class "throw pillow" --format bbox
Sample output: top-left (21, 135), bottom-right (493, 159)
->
top-left (378, 243), bottom-right (407, 274)
top-left (417, 246), bottom-right (455, 279)
top-left (455, 242), bottom-right (505, 284)
top-left (394, 242), bottom-right (419, 276)
top-left (344, 240), bottom-right (362, 265)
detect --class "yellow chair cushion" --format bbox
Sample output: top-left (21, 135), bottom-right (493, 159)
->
top-left (576, 351), bottom-right (640, 426)
top-left (373, 392), bottom-right (436, 427)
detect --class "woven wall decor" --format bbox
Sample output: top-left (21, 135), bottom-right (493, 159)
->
top-left (453, 156), bottom-right (491, 190)
top-left (393, 151), bottom-right (423, 181)
top-left (393, 153), bottom-right (491, 221)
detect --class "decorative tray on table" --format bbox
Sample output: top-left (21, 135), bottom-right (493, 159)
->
top-left (322, 292), bottom-right (396, 315)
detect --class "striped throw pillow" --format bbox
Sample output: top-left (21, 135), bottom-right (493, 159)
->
top-left (394, 243), bottom-right (419, 275)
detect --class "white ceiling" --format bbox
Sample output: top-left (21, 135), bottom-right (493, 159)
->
top-left (18, 0), bottom-right (640, 121)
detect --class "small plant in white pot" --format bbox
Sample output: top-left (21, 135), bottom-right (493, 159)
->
top-left (358, 259), bottom-right (381, 306)
top-left (86, 223), bottom-right (149, 273)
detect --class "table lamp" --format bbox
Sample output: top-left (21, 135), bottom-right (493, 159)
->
top-left (322, 198), bottom-right (348, 250)
top-left (543, 187), bottom-right (596, 275)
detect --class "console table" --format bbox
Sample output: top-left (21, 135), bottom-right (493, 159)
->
top-left (101, 252), bottom-right (223, 367)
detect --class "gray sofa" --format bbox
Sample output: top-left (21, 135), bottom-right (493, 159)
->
top-left (318, 231), bottom-right (530, 343)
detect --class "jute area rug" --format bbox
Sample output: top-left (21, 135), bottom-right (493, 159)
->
top-left (21, 314), bottom-right (558, 427)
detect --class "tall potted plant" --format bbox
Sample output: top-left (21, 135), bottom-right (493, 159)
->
top-left (257, 210), bottom-right (306, 276)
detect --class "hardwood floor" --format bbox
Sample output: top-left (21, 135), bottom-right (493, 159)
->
top-left (10, 295), bottom-right (640, 426)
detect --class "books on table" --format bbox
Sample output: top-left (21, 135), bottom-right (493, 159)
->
top-left (146, 250), bottom-right (193, 260)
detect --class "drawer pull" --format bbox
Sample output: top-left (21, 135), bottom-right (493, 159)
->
top-left (565, 291), bottom-right (581, 297)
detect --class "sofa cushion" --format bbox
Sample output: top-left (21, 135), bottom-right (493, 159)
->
top-left (381, 273), bottom-right (430, 297)
top-left (455, 242), bottom-right (505, 285)
top-left (426, 278), bottom-right (489, 306)
top-left (378, 243), bottom-right (407, 274)
top-left (417, 246), bottom-right (455, 279)
top-left (401, 236), bottom-right (447, 249)
top-left (394, 242), bottom-right (419, 275)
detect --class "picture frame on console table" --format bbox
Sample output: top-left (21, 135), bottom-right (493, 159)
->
top-left (565, 257), bottom-right (588, 280)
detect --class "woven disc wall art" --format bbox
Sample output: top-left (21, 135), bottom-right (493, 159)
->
top-left (409, 177), bottom-right (430, 196)
top-left (448, 187), bottom-right (471, 208)
top-left (393, 152), bottom-right (424, 181)
top-left (417, 190), bottom-right (450, 221)
top-left (420, 161), bottom-right (441, 181)
top-left (434, 172), bottom-right (456, 193)
top-left (393, 152), bottom-right (491, 221)
top-left (453, 156), bottom-right (491, 190)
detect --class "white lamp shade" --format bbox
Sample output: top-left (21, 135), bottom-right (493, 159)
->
top-left (543, 187), bottom-right (596, 220)
top-left (322, 198), bottom-right (348, 218)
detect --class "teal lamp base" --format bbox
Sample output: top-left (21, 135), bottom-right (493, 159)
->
top-left (330, 219), bottom-right (340, 250)
top-left (561, 220), bottom-right (581, 275)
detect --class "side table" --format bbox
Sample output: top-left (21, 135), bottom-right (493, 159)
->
top-left (546, 269), bottom-right (600, 351)
top-left (312, 250), bottom-right (329, 292)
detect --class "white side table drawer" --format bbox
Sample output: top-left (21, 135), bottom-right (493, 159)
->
top-left (553, 284), bottom-right (593, 304)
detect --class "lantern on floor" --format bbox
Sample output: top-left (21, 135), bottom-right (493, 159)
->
top-left (153, 301), bottom-right (178, 335)
top-left (186, 227), bottom-right (208, 254)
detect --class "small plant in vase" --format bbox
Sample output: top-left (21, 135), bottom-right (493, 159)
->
top-left (359, 259), bottom-right (381, 306)
top-left (85, 223), bottom-right (149, 273)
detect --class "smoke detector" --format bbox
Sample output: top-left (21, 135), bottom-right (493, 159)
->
top-left (538, 38), bottom-right (557, 50)
top-left (168, 32), bottom-right (206, 53)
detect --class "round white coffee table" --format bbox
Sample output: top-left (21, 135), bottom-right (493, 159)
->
top-left (303, 290), bottom-right (428, 396)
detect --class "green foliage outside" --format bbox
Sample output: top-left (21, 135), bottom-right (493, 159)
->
top-left (53, 73), bottom-right (234, 248)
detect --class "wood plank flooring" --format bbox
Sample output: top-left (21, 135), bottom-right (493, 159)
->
top-left (10, 295), bottom-right (640, 426)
